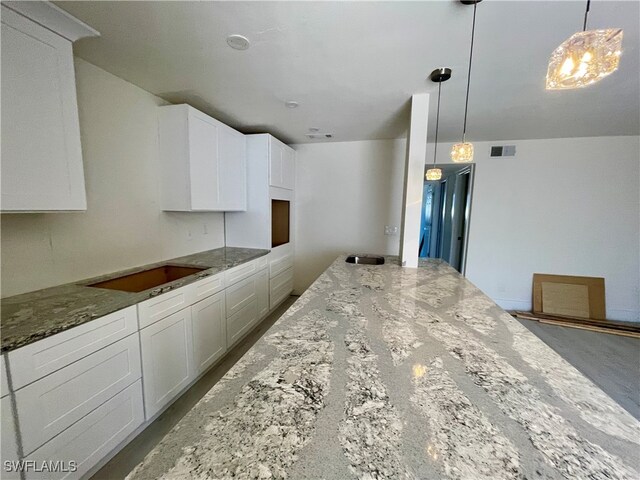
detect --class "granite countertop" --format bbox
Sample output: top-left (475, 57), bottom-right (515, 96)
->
top-left (1, 247), bottom-right (269, 353)
top-left (126, 255), bottom-right (639, 480)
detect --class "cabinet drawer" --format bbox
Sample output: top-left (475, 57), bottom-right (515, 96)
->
top-left (15, 334), bottom-right (141, 455)
top-left (26, 380), bottom-right (144, 480)
top-left (256, 255), bottom-right (268, 270)
top-left (270, 254), bottom-right (293, 278)
top-left (224, 260), bottom-right (260, 287)
top-left (270, 267), bottom-right (294, 310)
top-left (227, 299), bottom-right (258, 347)
top-left (140, 308), bottom-right (194, 420)
top-left (1, 355), bottom-right (8, 398)
top-left (226, 275), bottom-right (258, 318)
top-left (9, 306), bottom-right (138, 390)
top-left (138, 283), bottom-right (195, 329)
top-left (192, 271), bottom-right (225, 302)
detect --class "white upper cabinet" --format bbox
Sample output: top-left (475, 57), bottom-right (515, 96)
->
top-left (269, 136), bottom-right (295, 190)
top-left (0, 2), bottom-right (99, 212)
top-left (158, 104), bottom-right (247, 212)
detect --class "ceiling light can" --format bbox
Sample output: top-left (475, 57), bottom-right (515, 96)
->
top-left (226, 34), bottom-right (250, 50)
top-left (285, 101), bottom-right (299, 109)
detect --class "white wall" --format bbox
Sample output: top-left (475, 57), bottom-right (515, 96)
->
top-left (1, 59), bottom-right (225, 297)
top-left (293, 139), bottom-right (406, 292)
top-left (434, 136), bottom-right (640, 322)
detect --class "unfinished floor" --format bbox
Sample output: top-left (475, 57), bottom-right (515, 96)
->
top-left (519, 319), bottom-right (640, 420)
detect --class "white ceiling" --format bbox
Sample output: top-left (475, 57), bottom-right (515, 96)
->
top-left (56, 0), bottom-right (640, 144)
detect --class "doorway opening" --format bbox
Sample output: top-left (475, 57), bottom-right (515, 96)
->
top-left (419, 164), bottom-right (475, 273)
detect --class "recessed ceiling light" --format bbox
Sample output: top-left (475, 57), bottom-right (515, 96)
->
top-left (226, 34), bottom-right (250, 50)
top-left (308, 127), bottom-right (319, 132)
top-left (285, 101), bottom-right (299, 109)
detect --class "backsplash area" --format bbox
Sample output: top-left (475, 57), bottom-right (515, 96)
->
top-left (0, 59), bottom-right (225, 297)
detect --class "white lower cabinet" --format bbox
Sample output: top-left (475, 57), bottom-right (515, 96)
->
top-left (0, 256), bottom-right (275, 479)
top-left (226, 275), bottom-right (258, 317)
top-left (140, 308), bottom-right (194, 420)
top-left (25, 380), bottom-right (144, 480)
top-left (191, 292), bottom-right (227, 375)
top-left (15, 334), bottom-right (142, 455)
top-left (256, 268), bottom-right (269, 319)
top-left (227, 299), bottom-right (259, 347)
top-left (270, 267), bottom-right (294, 310)
top-left (1, 396), bottom-right (19, 479)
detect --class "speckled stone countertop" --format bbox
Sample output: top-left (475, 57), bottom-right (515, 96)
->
top-left (126, 255), bottom-right (639, 480)
top-left (1, 247), bottom-right (268, 353)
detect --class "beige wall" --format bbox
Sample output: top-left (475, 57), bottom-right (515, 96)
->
top-left (1, 59), bottom-right (225, 297)
top-left (293, 139), bottom-right (407, 293)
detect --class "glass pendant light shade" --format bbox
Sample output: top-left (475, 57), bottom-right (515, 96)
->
top-left (546, 29), bottom-right (623, 90)
top-left (450, 142), bottom-right (474, 163)
top-left (451, 0), bottom-right (480, 163)
top-left (425, 168), bottom-right (442, 181)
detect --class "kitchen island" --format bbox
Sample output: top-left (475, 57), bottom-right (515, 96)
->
top-left (126, 256), bottom-right (639, 480)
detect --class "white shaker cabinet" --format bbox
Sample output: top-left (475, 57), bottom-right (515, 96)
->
top-left (269, 136), bottom-right (295, 190)
top-left (158, 104), bottom-right (246, 212)
top-left (191, 291), bottom-right (227, 375)
top-left (140, 308), bottom-right (194, 419)
top-left (0, 2), bottom-right (98, 212)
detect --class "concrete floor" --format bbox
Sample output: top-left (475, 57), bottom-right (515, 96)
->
top-left (92, 295), bottom-right (298, 480)
top-left (92, 299), bottom-right (639, 478)
top-left (519, 319), bottom-right (640, 420)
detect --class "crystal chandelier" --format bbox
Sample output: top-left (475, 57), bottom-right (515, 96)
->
top-left (546, 1), bottom-right (622, 90)
top-left (425, 68), bottom-right (452, 182)
top-left (451, 0), bottom-right (481, 163)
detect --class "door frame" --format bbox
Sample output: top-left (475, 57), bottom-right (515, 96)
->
top-left (456, 164), bottom-right (475, 275)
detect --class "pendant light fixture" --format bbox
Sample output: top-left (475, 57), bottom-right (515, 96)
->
top-left (546, 0), bottom-right (623, 90)
top-left (451, 0), bottom-right (481, 163)
top-left (426, 67), bottom-right (452, 182)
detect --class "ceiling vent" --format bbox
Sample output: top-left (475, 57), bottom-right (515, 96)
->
top-left (305, 133), bottom-right (333, 139)
top-left (490, 145), bottom-right (516, 157)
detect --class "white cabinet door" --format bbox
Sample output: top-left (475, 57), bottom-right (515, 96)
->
top-left (1, 355), bottom-right (8, 398)
top-left (158, 104), bottom-right (247, 212)
top-left (1, 6), bottom-right (87, 211)
top-left (189, 109), bottom-right (220, 210)
top-left (26, 380), bottom-right (144, 480)
top-left (269, 137), bottom-right (284, 188)
top-left (1, 396), bottom-right (19, 479)
top-left (218, 124), bottom-right (247, 211)
top-left (15, 334), bottom-right (142, 455)
top-left (140, 308), bottom-right (194, 419)
top-left (191, 292), bottom-right (226, 375)
top-left (256, 268), bottom-right (269, 320)
top-left (281, 145), bottom-right (295, 190)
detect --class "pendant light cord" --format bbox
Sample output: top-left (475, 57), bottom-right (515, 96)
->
top-left (583, 0), bottom-right (591, 31)
top-left (461, 2), bottom-right (477, 143)
top-left (433, 80), bottom-right (442, 166)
